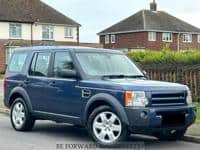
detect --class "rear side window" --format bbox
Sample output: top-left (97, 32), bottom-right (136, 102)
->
top-left (8, 52), bottom-right (27, 72)
top-left (29, 52), bottom-right (51, 77)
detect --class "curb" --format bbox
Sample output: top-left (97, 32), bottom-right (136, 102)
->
top-left (182, 135), bottom-right (200, 144)
top-left (0, 108), bottom-right (9, 115)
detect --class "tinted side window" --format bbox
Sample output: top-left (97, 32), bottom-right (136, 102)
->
top-left (53, 52), bottom-right (74, 78)
top-left (29, 52), bottom-right (51, 77)
top-left (8, 52), bottom-right (27, 72)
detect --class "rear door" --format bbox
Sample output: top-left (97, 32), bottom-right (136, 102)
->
top-left (25, 51), bottom-right (52, 112)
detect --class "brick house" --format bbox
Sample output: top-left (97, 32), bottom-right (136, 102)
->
top-left (0, 0), bottom-right (80, 73)
top-left (98, 1), bottom-right (200, 51)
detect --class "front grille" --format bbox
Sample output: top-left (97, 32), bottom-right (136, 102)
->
top-left (151, 92), bottom-right (186, 106)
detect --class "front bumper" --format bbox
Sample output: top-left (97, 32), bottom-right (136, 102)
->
top-left (125, 105), bottom-right (196, 134)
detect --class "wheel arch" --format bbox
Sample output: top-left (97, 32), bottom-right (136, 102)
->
top-left (8, 87), bottom-right (33, 112)
top-left (83, 93), bottom-right (129, 126)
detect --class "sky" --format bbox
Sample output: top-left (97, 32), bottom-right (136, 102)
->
top-left (41, 0), bottom-right (200, 43)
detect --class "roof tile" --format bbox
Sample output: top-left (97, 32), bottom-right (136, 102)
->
top-left (0, 0), bottom-right (80, 26)
top-left (99, 10), bottom-right (200, 34)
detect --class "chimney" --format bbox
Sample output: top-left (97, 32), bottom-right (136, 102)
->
top-left (150, 0), bottom-right (157, 11)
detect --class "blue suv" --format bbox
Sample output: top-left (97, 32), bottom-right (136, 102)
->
top-left (4, 46), bottom-right (196, 146)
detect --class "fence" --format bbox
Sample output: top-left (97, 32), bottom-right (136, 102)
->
top-left (141, 64), bottom-right (200, 102)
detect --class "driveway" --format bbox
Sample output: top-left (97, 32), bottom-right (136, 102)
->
top-left (0, 114), bottom-right (199, 150)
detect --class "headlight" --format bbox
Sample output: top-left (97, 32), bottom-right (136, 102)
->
top-left (125, 91), bottom-right (148, 107)
top-left (186, 89), bottom-right (192, 104)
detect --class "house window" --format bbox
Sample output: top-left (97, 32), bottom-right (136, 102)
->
top-left (148, 32), bottom-right (156, 41)
top-left (65, 27), bottom-right (73, 38)
top-left (111, 35), bottom-right (116, 43)
top-left (198, 35), bottom-right (200, 43)
top-left (6, 47), bottom-right (19, 64)
top-left (42, 25), bottom-right (54, 40)
top-left (183, 34), bottom-right (192, 43)
top-left (162, 32), bottom-right (172, 42)
top-left (105, 35), bottom-right (110, 44)
top-left (9, 23), bottom-right (22, 39)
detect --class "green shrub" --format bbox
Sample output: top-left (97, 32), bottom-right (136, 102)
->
top-left (126, 50), bottom-right (200, 65)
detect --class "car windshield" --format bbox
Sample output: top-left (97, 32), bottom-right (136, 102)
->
top-left (76, 52), bottom-right (144, 78)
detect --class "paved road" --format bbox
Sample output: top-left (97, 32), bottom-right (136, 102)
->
top-left (0, 114), bottom-right (199, 150)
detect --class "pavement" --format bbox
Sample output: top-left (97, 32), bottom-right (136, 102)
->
top-left (0, 113), bottom-right (200, 150)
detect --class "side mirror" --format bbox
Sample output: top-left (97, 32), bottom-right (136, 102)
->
top-left (59, 69), bottom-right (78, 79)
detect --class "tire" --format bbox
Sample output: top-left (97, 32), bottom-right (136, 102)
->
top-left (155, 129), bottom-right (186, 141)
top-left (10, 97), bottom-right (35, 131)
top-left (87, 105), bottom-right (128, 147)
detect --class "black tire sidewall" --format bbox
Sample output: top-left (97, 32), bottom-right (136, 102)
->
top-left (87, 105), bottom-right (128, 147)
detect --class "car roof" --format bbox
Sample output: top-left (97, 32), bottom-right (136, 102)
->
top-left (13, 46), bottom-right (123, 54)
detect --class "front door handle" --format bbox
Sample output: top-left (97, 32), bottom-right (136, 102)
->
top-left (24, 80), bottom-right (30, 84)
top-left (49, 81), bottom-right (56, 87)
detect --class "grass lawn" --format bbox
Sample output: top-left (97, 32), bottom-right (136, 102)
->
top-left (195, 103), bottom-right (200, 124)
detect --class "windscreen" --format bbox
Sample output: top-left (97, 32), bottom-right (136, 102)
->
top-left (76, 52), bottom-right (143, 77)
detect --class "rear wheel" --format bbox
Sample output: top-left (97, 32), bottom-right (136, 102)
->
top-left (10, 98), bottom-right (35, 131)
top-left (155, 129), bottom-right (186, 141)
top-left (87, 105), bottom-right (128, 147)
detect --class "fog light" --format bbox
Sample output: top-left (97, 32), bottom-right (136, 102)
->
top-left (140, 111), bottom-right (148, 119)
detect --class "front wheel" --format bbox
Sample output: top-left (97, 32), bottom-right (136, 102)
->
top-left (87, 105), bottom-right (128, 147)
top-left (10, 98), bottom-right (35, 131)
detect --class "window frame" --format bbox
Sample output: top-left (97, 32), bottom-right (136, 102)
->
top-left (162, 32), bottom-right (173, 42)
top-left (9, 23), bottom-right (22, 39)
top-left (198, 34), bottom-right (200, 43)
top-left (28, 52), bottom-right (52, 77)
top-left (105, 35), bottom-right (110, 44)
top-left (148, 32), bottom-right (156, 41)
top-left (65, 27), bottom-right (73, 38)
top-left (111, 35), bottom-right (116, 43)
top-left (51, 51), bottom-right (76, 79)
top-left (183, 33), bottom-right (192, 43)
top-left (42, 25), bottom-right (54, 40)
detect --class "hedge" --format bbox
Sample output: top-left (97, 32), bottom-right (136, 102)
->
top-left (126, 50), bottom-right (200, 65)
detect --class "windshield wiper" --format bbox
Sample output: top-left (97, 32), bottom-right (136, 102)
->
top-left (102, 74), bottom-right (145, 79)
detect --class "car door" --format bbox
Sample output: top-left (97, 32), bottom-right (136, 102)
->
top-left (25, 51), bottom-right (52, 112)
top-left (47, 51), bottom-right (83, 117)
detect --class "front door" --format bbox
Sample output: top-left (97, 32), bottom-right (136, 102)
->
top-left (47, 51), bottom-right (83, 117)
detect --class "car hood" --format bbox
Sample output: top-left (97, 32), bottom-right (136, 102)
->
top-left (111, 79), bottom-right (187, 91)
top-left (82, 79), bottom-right (188, 92)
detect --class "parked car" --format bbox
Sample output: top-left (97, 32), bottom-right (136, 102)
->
top-left (4, 46), bottom-right (196, 147)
